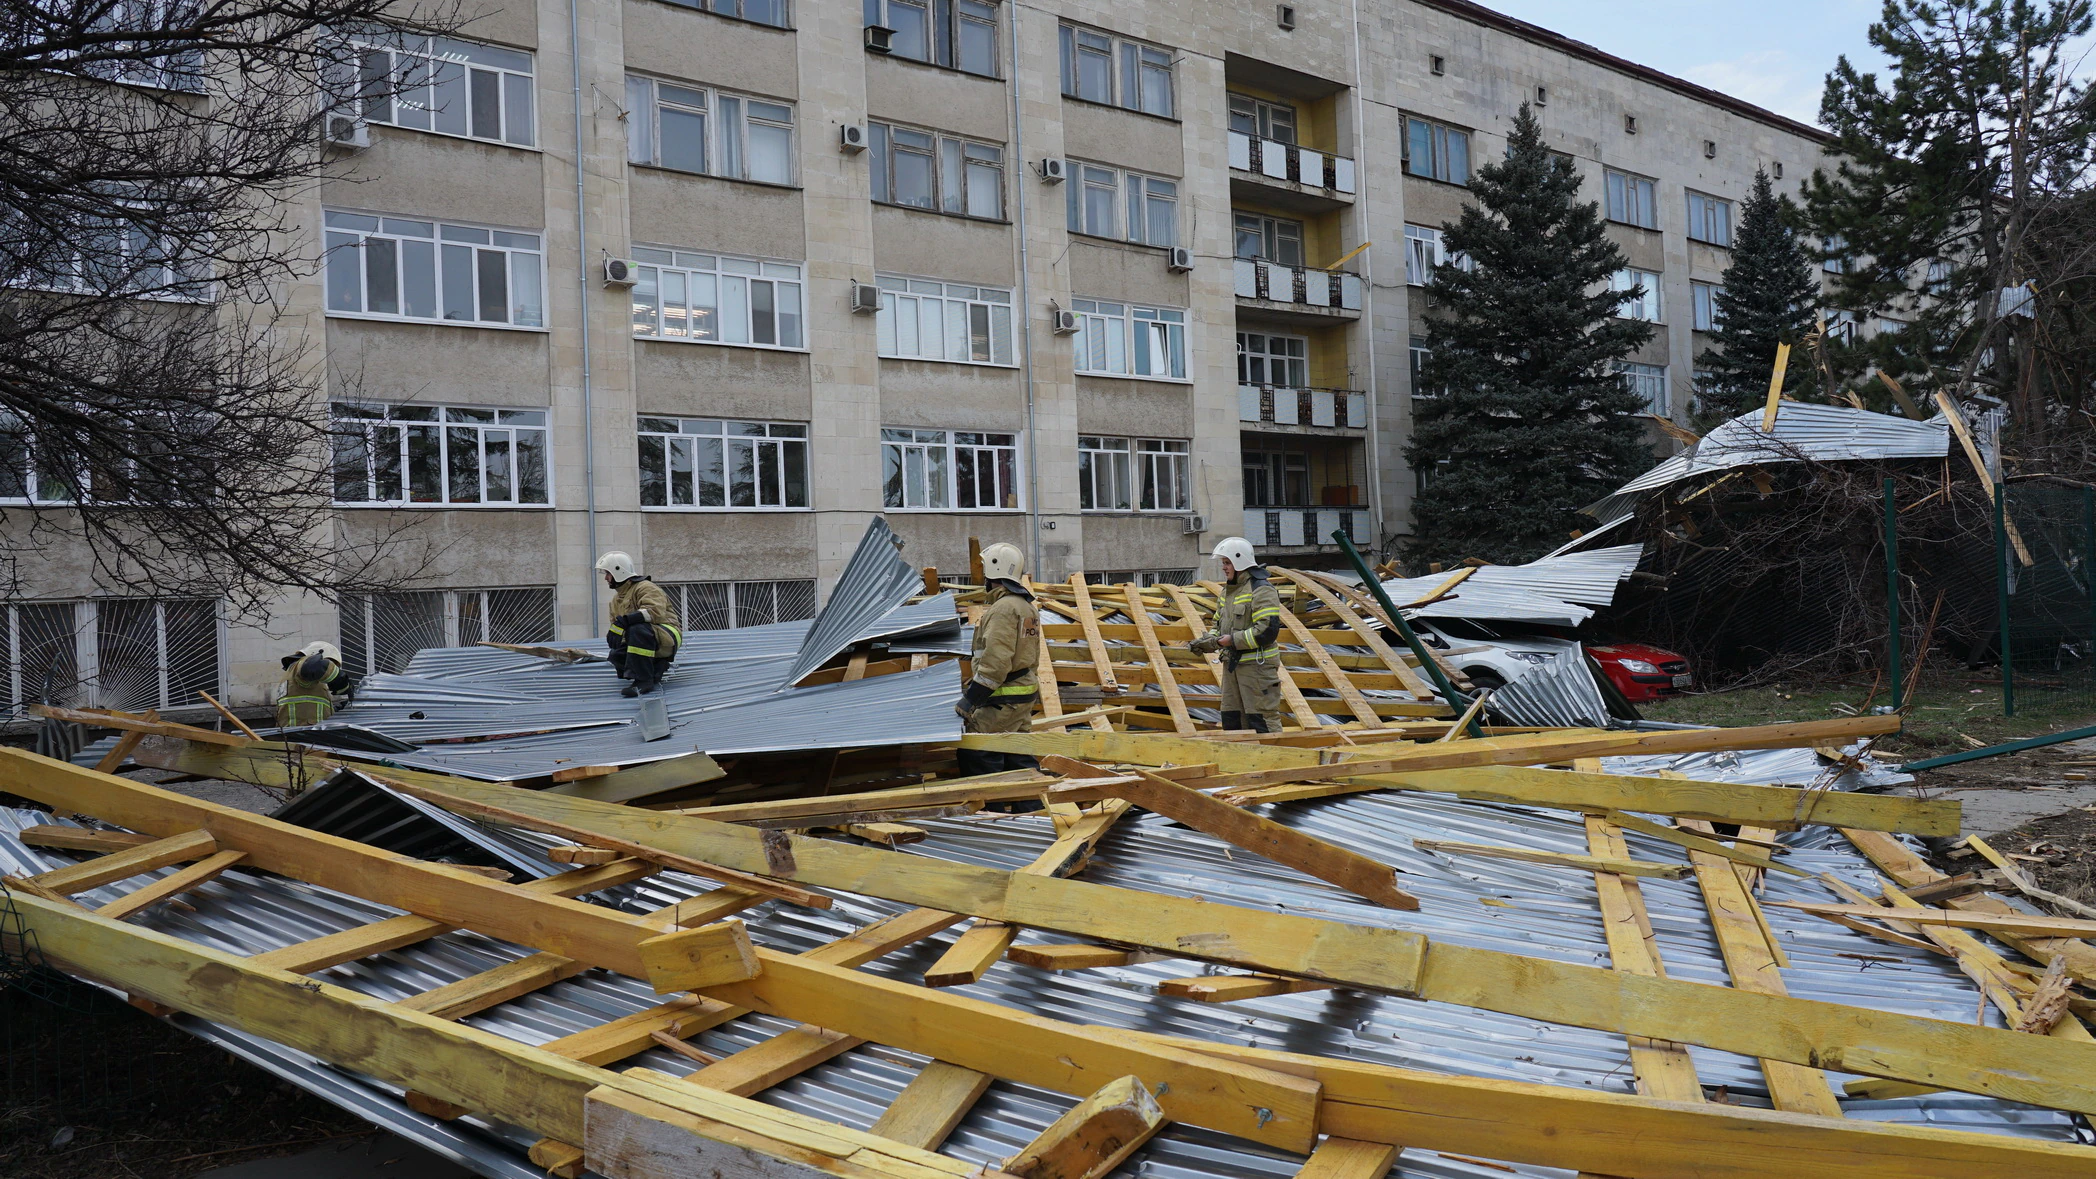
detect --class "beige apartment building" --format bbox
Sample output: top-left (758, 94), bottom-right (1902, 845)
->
top-left (6, 0), bottom-right (1837, 709)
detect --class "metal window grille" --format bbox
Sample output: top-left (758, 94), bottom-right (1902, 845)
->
top-left (667, 580), bottom-right (817, 631)
top-left (338, 587), bottom-right (555, 676)
top-left (2, 599), bottom-right (218, 716)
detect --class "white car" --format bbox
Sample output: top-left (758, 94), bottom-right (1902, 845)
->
top-left (1410, 617), bottom-right (1583, 692)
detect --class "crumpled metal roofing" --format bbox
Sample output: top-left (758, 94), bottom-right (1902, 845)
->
top-left (780, 515), bottom-right (921, 689)
top-left (1377, 545), bottom-right (1646, 626)
top-left (4, 744), bottom-right (2082, 1179)
top-left (1488, 644), bottom-right (1613, 727)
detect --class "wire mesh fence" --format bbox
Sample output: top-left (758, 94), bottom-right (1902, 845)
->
top-left (1996, 482), bottom-right (2096, 717)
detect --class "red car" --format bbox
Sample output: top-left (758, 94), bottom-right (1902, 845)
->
top-left (1587, 642), bottom-right (1694, 702)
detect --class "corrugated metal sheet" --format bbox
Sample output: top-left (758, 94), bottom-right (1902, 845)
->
top-left (1488, 647), bottom-right (1613, 727)
top-left (1377, 546), bottom-right (1645, 626)
top-left (781, 516), bottom-right (922, 688)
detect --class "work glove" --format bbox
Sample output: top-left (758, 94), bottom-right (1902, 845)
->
top-left (1188, 632), bottom-right (1222, 655)
top-left (615, 611), bottom-right (647, 628)
top-left (956, 679), bottom-right (994, 717)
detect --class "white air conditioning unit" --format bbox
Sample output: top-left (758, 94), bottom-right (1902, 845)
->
top-left (1038, 157), bottom-right (1068, 183)
top-left (864, 24), bottom-right (894, 53)
top-left (603, 257), bottom-right (639, 288)
top-left (839, 123), bottom-right (868, 153)
top-left (324, 113), bottom-right (371, 149)
top-left (1166, 247), bottom-right (1194, 272)
top-left (1051, 308), bottom-right (1080, 334)
top-left (849, 282), bottom-right (881, 314)
top-left (1182, 514), bottom-right (1207, 535)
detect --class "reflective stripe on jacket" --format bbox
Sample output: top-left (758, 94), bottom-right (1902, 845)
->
top-left (1216, 567), bottom-right (1282, 661)
top-left (609, 576), bottom-right (681, 658)
top-left (970, 582), bottom-right (1040, 696)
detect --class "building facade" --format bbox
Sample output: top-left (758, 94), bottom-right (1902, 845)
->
top-left (6, 0), bottom-right (1838, 708)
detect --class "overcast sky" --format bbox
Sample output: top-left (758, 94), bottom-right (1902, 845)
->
top-left (1472, 1), bottom-right (1895, 127)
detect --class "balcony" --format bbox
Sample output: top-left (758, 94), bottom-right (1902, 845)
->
top-left (1243, 506), bottom-right (1369, 550)
top-left (1228, 131), bottom-right (1356, 212)
top-left (1234, 259), bottom-right (1363, 319)
top-left (1238, 385), bottom-right (1368, 431)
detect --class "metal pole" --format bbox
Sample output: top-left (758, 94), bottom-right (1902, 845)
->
top-left (2086, 486), bottom-right (2094, 696)
top-left (1331, 529), bottom-right (1482, 736)
top-left (1996, 487), bottom-right (2015, 717)
top-left (1883, 477), bottom-right (1901, 708)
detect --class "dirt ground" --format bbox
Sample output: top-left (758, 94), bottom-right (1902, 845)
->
top-left (1955, 788), bottom-right (2096, 908)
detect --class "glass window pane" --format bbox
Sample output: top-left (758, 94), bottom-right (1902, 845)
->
top-left (441, 243), bottom-right (474, 319)
top-left (918, 297), bottom-right (943, 359)
top-left (719, 94), bottom-right (743, 178)
top-left (432, 60), bottom-right (468, 136)
top-left (775, 281), bottom-right (802, 347)
top-left (446, 427), bottom-right (480, 501)
top-left (326, 233), bottom-right (362, 312)
top-left (969, 302), bottom-right (991, 362)
top-left (364, 236), bottom-right (399, 314)
top-left (749, 122), bottom-right (792, 184)
top-left (689, 271), bottom-right (717, 340)
top-left (990, 304), bottom-right (1011, 364)
top-left (751, 280), bottom-right (776, 346)
top-left (660, 106), bottom-right (707, 173)
top-left (941, 138), bottom-right (964, 214)
top-left (883, 442), bottom-right (904, 507)
top-left (401, 238), bottom-right (436, 318)
top-left (782, 438), bottom-right (807, 506)
top-left (626, 75), bottom-right (654, 162)
top-left (728, 438), bottom-right (757, 506)
top-left (719, 274), bottom-right (749, 343)
top-left (510, 251), bottom-right (542, 327)
top-left (695, 436), bottom-right (724, 505)
top-left (503, 72), bottom-right (534, 144)
top-left (926, 444), bottom-right (949, 507)
top-left (469, 68), bottom-right (502, 139)
top-left (407, 424), bottom-right (441, 501)
top-left (483, 429), bottom-right (513, 500)
top-left (894, 142), bottom-right (934, 208)
top-left (476, 248), bottom-right (508, 322)
top-left (638, 434), bottom-right (666, 505)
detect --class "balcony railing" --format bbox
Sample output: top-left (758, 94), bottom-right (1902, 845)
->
top-left (1244, 506), bottom-right (1368, 548)
top-left (1238, 385), bottom-right (1368, 429)
top-left (1227, 131), bottom-right (1357, 195)
top-left (1234, 259), bottom-right (1363, 310)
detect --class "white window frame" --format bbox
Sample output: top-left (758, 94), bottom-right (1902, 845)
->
top-left (683, 0), bottom-right (791, 29)
top-left (339, 32), bottom-right (537, 148)
top-left (323, 211), bottom-right (544, 329)
top-left (330, 402), bottom-right (553, 507)
top-left (7, 202), bottom-right (210, 301)
top-left (875, 274), bottom-right (1016, 365)
top-left (1405, 116), bottom-right (1470, 184)
top-left (1228, 93), bottom-right (1296, 144)
top-left (1604, 168), bottom-right (1658, 230)
top-left (869, 121), bottom-right (1005, 219)
top-left (1071, 299), bottom-right (1187, 380)
top-left (1408, 336), bottom-right (1435, 400)
top-left (1616, 362), bottom-right (1668, 415)
top-left (1686, 191), bottom-right (1733, 247)
top-left (880, 427), bottom-right (1022, 511)
top-left (1691, 281), bottom-right (1720, 331)
top-left (1611, 268), bottom-right (1663, 322)
top-left (629, 246), bottom-right (805, 349)
top-left (1078, 435), bottom-right (1189, 512)
top-left (1234, 212), bottom-right (1304, 266)
top-left (1825, 234), bottom-right (1850, 275)
top-left (1058, 23), bottom-right (1174, 117)
top-left (1237, 331), bottom-right (1308, 388)
top-left (1404, 223), bottom-right (1445, 286)
top-left (1065, 161), bottom-right (1177, 246)
top-left (637, 416), bottom-right (809, 510)
top-left (626, 75), bottom-right (797, 186)
top-left (865, 0), bottom-right (1000, 77)
top-left (0, 413), bottom-right (74, 504)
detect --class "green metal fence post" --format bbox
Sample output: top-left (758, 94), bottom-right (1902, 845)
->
top-left (1996, 488), bottom-right (2015, 717)
top-left (1330, 530), bottom-right (1483, 737)
top-left (2086, 486), bottom-right (2095, 690)
top-left (1883, 477), bottom-right (1901, 707)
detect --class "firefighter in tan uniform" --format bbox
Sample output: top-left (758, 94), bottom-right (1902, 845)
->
top-left (596, 551), bottom-right (682, 697)
top-left (954, 542), bottom-right (1042, 777)
top-left (277, 641), bottom-right (355, 728)
top-left (1190, 536), bottom-right (1285, 732)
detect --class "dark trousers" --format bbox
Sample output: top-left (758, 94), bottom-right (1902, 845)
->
top-left (607, 622), bottom-right (674, 689)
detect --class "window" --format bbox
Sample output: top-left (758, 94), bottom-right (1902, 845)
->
top-left (1925, 258), bottom-right (1952, 295)
top-left (1686, 191), bottom-right (1732, 247)
top-left (875, 275), bottom-right (1015, 364)
top-left (339, 588), bottom-right (555, 677)
top-left (869, 121), bottom-right (1004, 218)
top-left (626, 76), bottom-right (796, 186)
top-left (1070, 299), bottom-right (1186, 379)
top-left (1058, 24), bottom-right (1174, 117)
top-left (1616, 362), bottom-right (1668, 414)
top-left (1605, 169), bottom-right (1657, 230)
top-left (1234, 213), bottom-right (1304, 266)
top-left (0, 599), bottom-right (219, 713)
top-left (1403, 223), bottom-right (1445, 286)
top-left (323, 212), bottom-right (543, 328)
top-left (1242, 448), bottom-right (1308, 507)
top-left (1826, 310), bottom-right (1858, 345)
top-left (662, 0), bottom-right (790, 27)
top-left (1611, 268), bottom-right (1662, 322)
top-left (1066, 163), bottom-right (1177, 245)
top-left (1086, 569), bottom-right (1195, 586)
top-left (1824, 234), bottom-right (1849, 275)
top-left (7, 204), bottom-right (208, 299)
top-left (629, 248), bottom-right (804, 348)
top-left (1237, 332), bottom-right (1308, 387)
top-left (339, 32), bottom-right (535, 147)
top-left (881, 428), bottom-right (1020, 510)
top-left (331, 403), bottom-right (550, 506)
top-left (0, 413), bottom-right (74, 504)
top-left (1228, 93), bottom-right (1296, 143)
top-left (865, 0), bottom-right (999, 76)
top-left (669, 580), bottom-right (817, 630)
top-left (638, 417), bottom-right (808, 509)
top-left (1692, 282), bottom-right (1720, 331)
top-left (1405, 117), bottom-right (1470, 184)
top-left (88, 0), bottom-right (205, 92)
top-left (1408, 336), bottom-right (1434, 399)
top-left (1078, 436), bottom-right (1189, 511)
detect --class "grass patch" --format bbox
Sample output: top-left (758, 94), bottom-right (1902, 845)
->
top-left (1640, 669), bottom-right (2095, 757)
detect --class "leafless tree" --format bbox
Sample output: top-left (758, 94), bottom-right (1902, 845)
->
top-left (0, 0), bottom-right (458, 615)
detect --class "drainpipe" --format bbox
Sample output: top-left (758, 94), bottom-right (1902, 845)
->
top-left (569, 0), bottom-right (602, 624)
top-left (1008, 7), bottom-right (1042, 577)
top-left (1347, 0), bottom-right (1385, 552)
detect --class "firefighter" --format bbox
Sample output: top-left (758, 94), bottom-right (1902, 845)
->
top-left (1189, 536), bottom-right (1285, 732)
top-left (277, 641), bottom-right (354, 727)
top-left (954, 541), bottom-right (1042, 778)
top-left (596, 550), bottom-right (682, 697)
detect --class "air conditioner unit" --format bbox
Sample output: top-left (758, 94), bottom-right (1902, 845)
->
top-left (324, 114), bottom-right (371, 149)
top-left (1038, 157), bottom-right (1068, 184)
top-left (849, 282), bottom-right (881, 314)
top-left (839, 123), bottom-right (868, 153)
top-left (1166, 247), bottom-right (1194, 272)
top-left (1051, 308), bottom-right (1080, 335)
top-left (1182, 514), bottom-right (1207, 535)
top-left (603, 257), bottom-right (639, 288)
top-left (864, 24), bottom-right (894, 53)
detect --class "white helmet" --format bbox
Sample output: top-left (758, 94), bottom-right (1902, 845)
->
top-left (594, 551), bottom-right (636, 582)
top-left (1211, 536), bottom-right (1258, 573)
top-left (299, 641), bottom-right (342, 664)
top-left (980, 541), bottom-right (1026, 583)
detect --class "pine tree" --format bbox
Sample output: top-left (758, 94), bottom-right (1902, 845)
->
top-left (1404, 104), bottom-right (1653, 567)
top-left (1693, 169), bottom-right (1819, 423)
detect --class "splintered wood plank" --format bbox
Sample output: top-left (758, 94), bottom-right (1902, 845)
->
top-left (27, 829), bottom-right (217, 895)
top-left (93, 729), bottom-right (149, 775)
top-left (94, 850), bottom-right (246, 920)
top-left (1295, 1136), bottom-right (1402, 1179)
top-left (1276, 604), bottom-right (1381, 725)
top-left (1583, 808), bottom-right (1702, 1104)
top-left (1157, 973), bottom-right (1334, 1002)
top-left (1841, 828), bottom-right (2096, 981)
top-left (1066, 576), bottom-right (1120, 695)
top-left (1198, 580), bottom-right (1319, 729)
top-left (870, 1060), bottom-right (994, 1151)
top-left (924, 799), bottom-right (1131, 988)
top-left (1678, 820), bottom-right (1841, 1117)
top-left (1413, 838), bottom-right (1689, 879)
top-left (1122, 584), bottom-right (1194, 734)
top-left (1004, 1074), bottom-right (1163, 1179)
top-left (18, 825), bottom-right (155, 854)
top-left (1273, 569), bottom-right (1438, 701)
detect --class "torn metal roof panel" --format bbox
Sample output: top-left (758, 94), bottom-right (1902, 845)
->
top-left (780, 515), bottom-right (922, 688)
top-left (1378, 545), bottom-right (1645, 626)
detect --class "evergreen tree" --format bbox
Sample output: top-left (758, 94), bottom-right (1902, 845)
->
top-left (1694, 169), bottom-right (1820, 423)
top-left (1404, 105), bottom-right (1653, 567)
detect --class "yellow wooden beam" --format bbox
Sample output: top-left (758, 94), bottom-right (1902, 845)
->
top-left (1003, 1074), bottom-right (1164, 1179)
top-left (870, 1061), bottom-right (996, 1151)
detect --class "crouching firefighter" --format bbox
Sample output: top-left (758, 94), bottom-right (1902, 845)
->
top-left (954, 542), bottom-right (1043, 779)
top-left (278, 641), bottom-right (354, 728)
top-left (1189, 536), bottom-right (1285, 733)
top-left (596, 550), bottom-right (681, 697)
